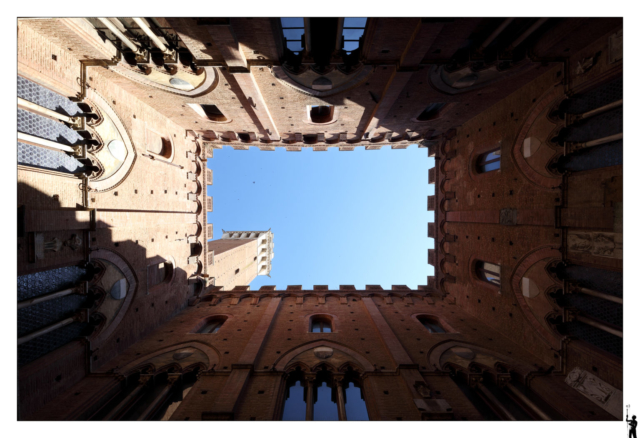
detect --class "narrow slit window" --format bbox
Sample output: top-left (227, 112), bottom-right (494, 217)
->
top-left (281, 18), bottom-right (305, 54)
top-left (476, 148), bottom-right (501, 173)
top-left (476, 261), bottom-right (501, 286)
top-left (342, 18), bottom-right (367, 54)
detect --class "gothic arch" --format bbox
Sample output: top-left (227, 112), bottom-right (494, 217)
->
top-left (428, 340), bottom-right (537, 377)
top-left (85, 89), bottom-right (137, 192)
top-left (91, 249), bottom-right (138, 346)
top-left (117, 341), bottom-right (221, 375)
top-left (510, 245), bottom-right (564, 349)
top-left (110, 65), bottom-right (218, 97)
top-left (511, 84), bottom-right (565, 190)
top-left (274, 340), bottom-right (375, 372)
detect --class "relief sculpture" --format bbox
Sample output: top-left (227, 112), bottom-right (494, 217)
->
top-left (565, 367), bottom-right (622, 419)
top-left (567, 232), bottom-right (622, 259)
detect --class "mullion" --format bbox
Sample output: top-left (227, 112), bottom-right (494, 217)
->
top-left (479, 268), bottom-right (500, 277)
top-left (482, 157), bottom-right (500, 165)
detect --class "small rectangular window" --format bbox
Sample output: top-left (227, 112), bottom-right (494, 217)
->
top-left (235, 268), bottom-right (240, 275)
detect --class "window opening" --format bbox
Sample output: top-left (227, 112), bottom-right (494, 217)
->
top-left (147, 261), bottom-right (173, 288)
top-left (418, 316), bottom-right (446, 333)
top-left (476, 148), bottom-right (501, 173)
top-left (311, 316), bottom-right (332, 333)
top-left (342, 18), bottom-right (367, 55)
top-left (417, 102), bottom-right (446, 121)
top-left (197, 317), bottom-right (226, 334)
top-left (344, 370), bottom-right (369, 421)
top-left (282, 369), bottom-right (307, 420)
top-left (314, 371), bottom-right (339, 421)
top-left (476, 261), bottom-right (501, 285)
top-left (281, 18), bottom-right (305, 55)
top-left (309, 105), bottom-right (334, 124)
top-left (200, 104), bottom-right (227, 122)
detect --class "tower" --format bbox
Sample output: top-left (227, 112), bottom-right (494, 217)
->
top-left (207, 230), bottom-right (274, 290)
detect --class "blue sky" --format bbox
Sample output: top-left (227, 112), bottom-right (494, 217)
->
top-left (207, 145), bottom-right (435, 289)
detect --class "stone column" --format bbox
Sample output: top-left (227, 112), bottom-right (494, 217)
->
top-left (136, 374), bottom-right (181, 421)
top-left (304, 374), bottom-right (316, 421)
top-left (504, 383), bottom-right (552, 420)
top-left (103, 375), bottom-right (152, 421)
top-left (333, 375), bottom-right (347, 421)
top-left (475, 382), bottom-right (516, 421)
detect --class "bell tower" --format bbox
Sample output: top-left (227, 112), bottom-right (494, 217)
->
top-left (207, 230), bottom-right (274, 290)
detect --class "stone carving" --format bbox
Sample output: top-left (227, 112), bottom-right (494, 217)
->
top-left (414, 381), bottom-right (432, 399)
top-left (575, 51), bottom-right (601, 75)
top-left (34, 234), bottom-right (62, 259)
top-left (567, 232), bottom-right (622, 259)
top-left (313, 347), bottom-right (334, 359)
top-left (64, 234), bottom-right (83, 251)
top-left (565, 367), bottom-right (622, 419)
top-left (609, 30), bottom-right (623, 64)
top-left (499, 208), bottom-right (518, 226)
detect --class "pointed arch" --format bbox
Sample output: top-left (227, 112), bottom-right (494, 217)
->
top-left (117, 341), bottom-right (221, 375)
top-left (274, 340), bottom-right (375, 372)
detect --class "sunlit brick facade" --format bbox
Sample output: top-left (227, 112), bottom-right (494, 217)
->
top-left (17, 17), bottom-right (622, 421)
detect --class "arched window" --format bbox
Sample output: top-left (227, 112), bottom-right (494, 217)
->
top-left (195, 316), bottom-right (226, 334)
top-left (200, 104), bottom-right (227, 122)
top-left (309, 105), bottom-right (334, 124)
top-left (417, 316), bottom-right (446, 333)
top-left (476, 261), bottom-right (501, 286)
top-left (188, 103), bottom-right (227, 122)
top-left (343, 368), bottom-right (369, 420)
top-left (476, 148), bottom-right (501, 173)
top-left (281, 17), bottom-right (305, 55)
top-left (282, 368), bottom-right (307, 420)
top-left (313, 369), bottom-right (339, 420)
top-left (282, 366), bottom-right (369, 421)
top-left (147, 260), bottom-right (174, 289)
top-left (310, 315), bottom-right (333, 333)
top-left (341, 17), bottom-right (367, 55)
top-left (146, 130), bottom-right (172, 159)
top-left (417, 102), bottom-right (446, 121)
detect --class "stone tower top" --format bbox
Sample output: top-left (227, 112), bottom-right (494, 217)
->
top-left (221, 229), bottom-right (274, 276)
